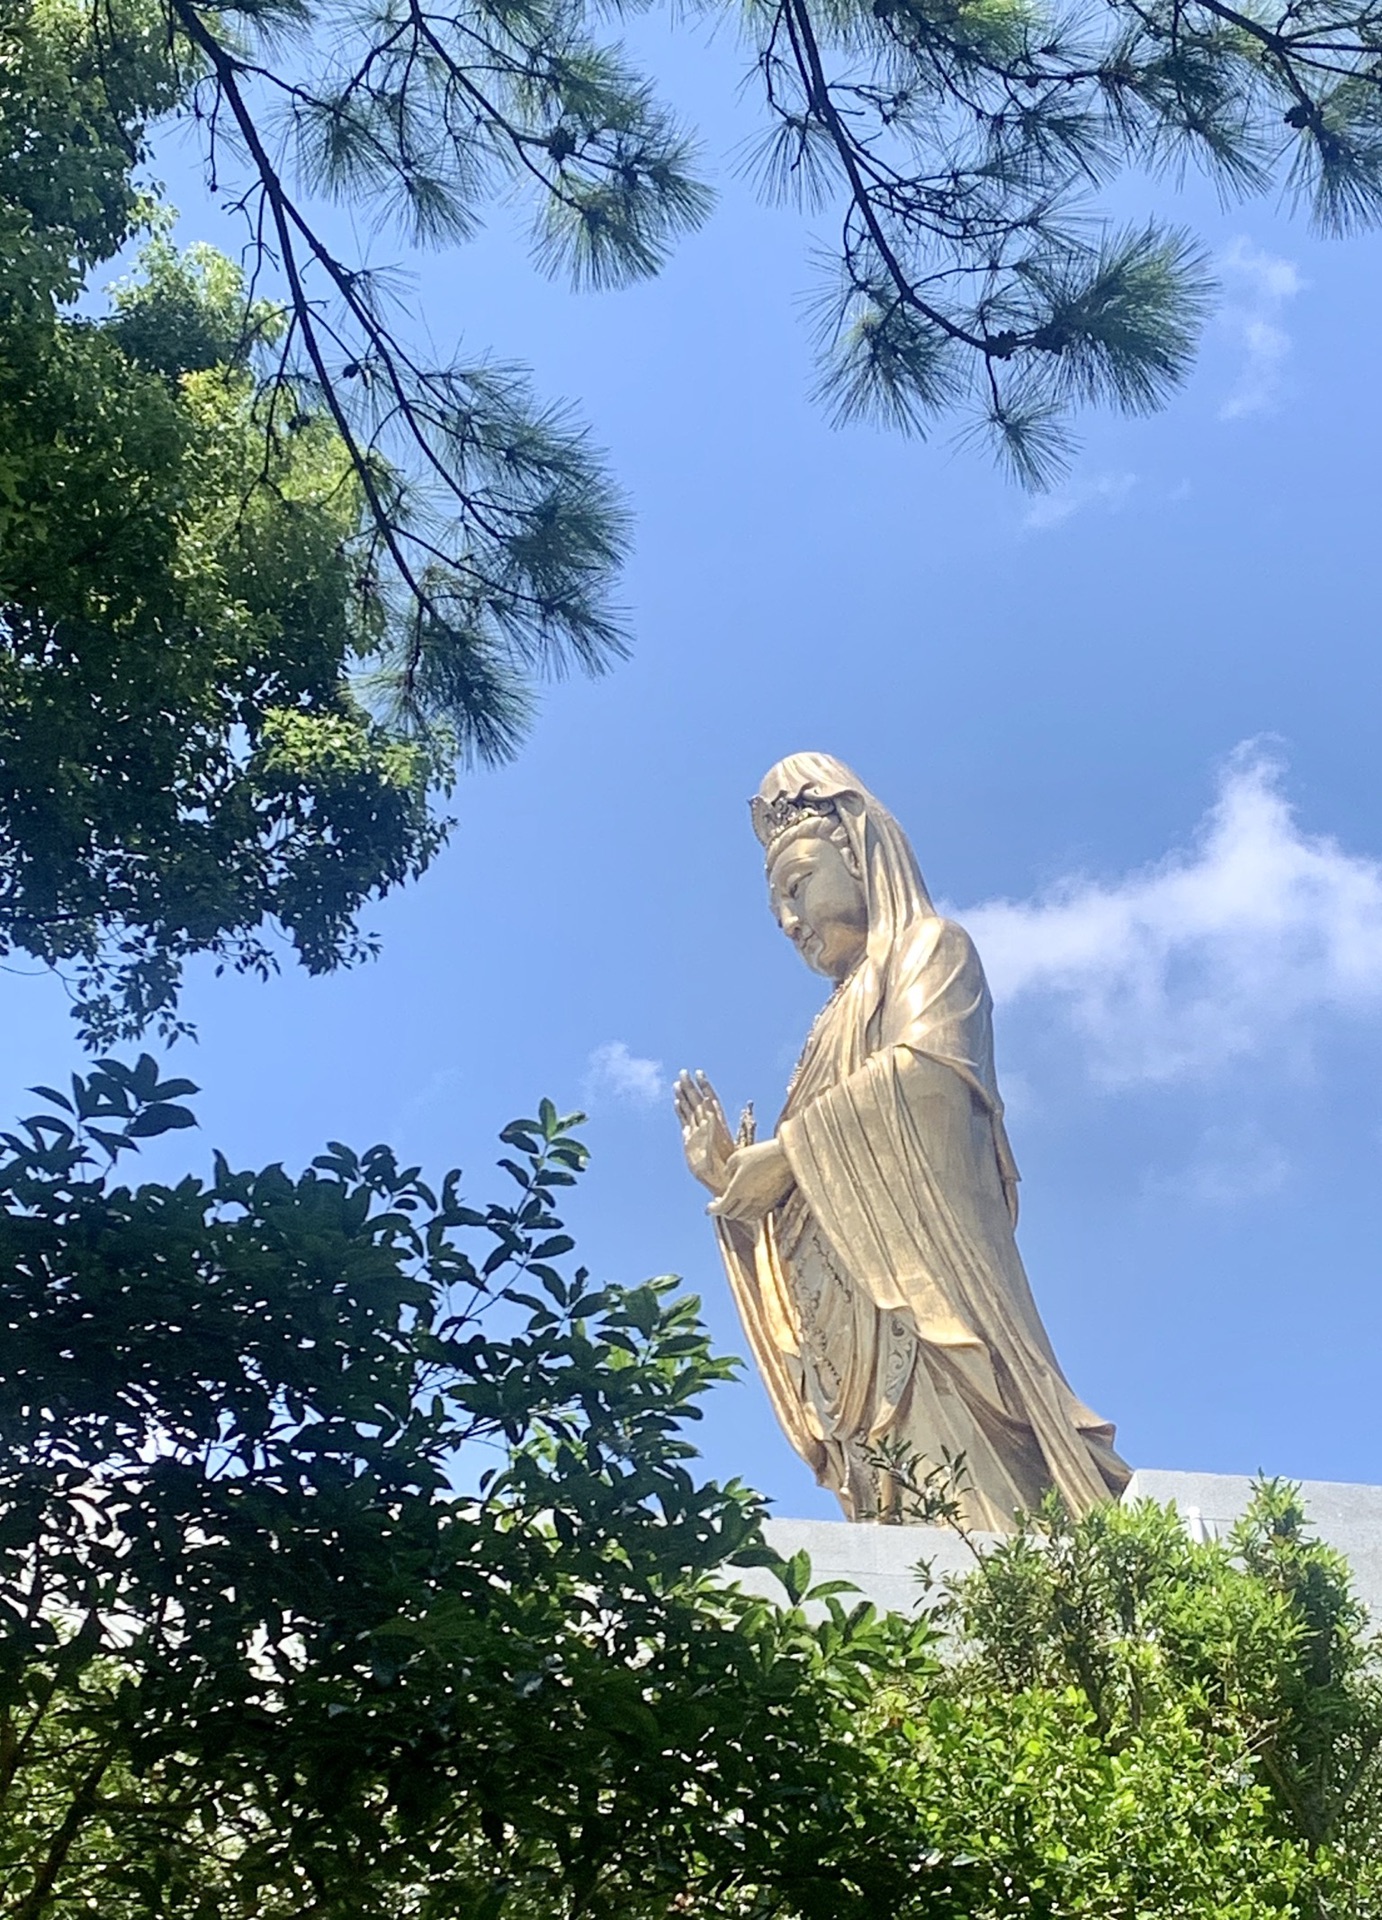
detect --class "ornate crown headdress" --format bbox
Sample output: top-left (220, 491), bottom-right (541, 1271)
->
top-left (749, 791), bottom-right (839, 865)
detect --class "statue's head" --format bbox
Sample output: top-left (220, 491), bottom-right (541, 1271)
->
top-left (754, 795), bottom-right (868, 981)
top-left (751, 754), bottom-right (936, 983)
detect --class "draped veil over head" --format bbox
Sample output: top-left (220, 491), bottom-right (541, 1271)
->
top-left (754, 749), bottom-right (939, 958)
top-left (715, 752), bottom-right (1128, 1529)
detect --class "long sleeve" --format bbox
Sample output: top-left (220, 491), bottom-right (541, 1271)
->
top-left (777, 1038), bottom-right (1121, 1515)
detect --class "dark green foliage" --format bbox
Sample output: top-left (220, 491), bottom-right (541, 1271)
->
top-left (0, 1070), bottom-right (952, 1919)
top-left (0, 234), bottom-right (444, 1045)
top-left (4, 1067), bottom-right (1382, 1915)
top-left (159, 0), bottom-right (1382, 490)
top-left (0, 0), bottom-right (651, 1043)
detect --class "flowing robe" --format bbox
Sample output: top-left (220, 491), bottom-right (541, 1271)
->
top-left (716, 913), bottom-right (1128, 1530)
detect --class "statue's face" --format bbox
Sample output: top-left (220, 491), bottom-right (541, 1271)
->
top-left (768, 831), bottom-right (868, 981)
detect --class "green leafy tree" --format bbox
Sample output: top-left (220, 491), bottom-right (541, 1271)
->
top-left (145, 0), bottom-right (1382, 489)
top-left (0, 0), bottom-right (659, 1041)
top-left (10, 0), bottom-right (1382, 1036)
top-left (0, 235), bottom-right (451, 1044)
top-left (886, 1484), bottom-right (1382, 1919)
top-left (0, 1066), bottom-right (961, 1920)
top-left (6, 1060), bottom-right (1382, 1918)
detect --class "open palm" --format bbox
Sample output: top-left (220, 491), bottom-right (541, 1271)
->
top-left (673, 1071), bottom-right (734, 1195)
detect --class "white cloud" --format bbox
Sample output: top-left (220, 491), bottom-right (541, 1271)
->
top-left (961, 744), bottom-right (1382, 1087)
top-left (585, 1041), bottom-right (666, 1106)
top-left (1217, 238), bottom-right (1304, 421)
top-left (1022, 471), bottom-right (1137, 533)
top-left (1144, 1122), bottom-right (1293, 1206)
top-left (387, 1067), bottom-right (462, 1140)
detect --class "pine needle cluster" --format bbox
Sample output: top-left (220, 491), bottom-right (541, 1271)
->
top-left (741, 0), bottom-right (1382, 475)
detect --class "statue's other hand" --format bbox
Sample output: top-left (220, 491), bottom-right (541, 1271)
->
top-left (707, 1139), bottom-right (794, 1226)
top-left (674, 1069), bottom-right (735, 1195)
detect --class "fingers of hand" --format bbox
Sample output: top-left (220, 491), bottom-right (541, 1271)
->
top-left (676, 1068), bottom-right (728, 1137)
top-left (696, 1071), bottom-right (726, 1124)
top-left (674, 1070), bottom-right (704, 1129)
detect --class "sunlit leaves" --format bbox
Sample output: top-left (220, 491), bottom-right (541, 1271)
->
top-left (0, 0), bottom-right (183, 311)
top-left (0, 240), bottom-right (443, 1044)
top-left (107, 235), bottom-right (286, 375)
top-left (1020, 223), bottom-right (1214, 409)
top-left (0, 8), bottom-right (461, 1044)
top-left (925, 1485), bottom-right (1382, 1910)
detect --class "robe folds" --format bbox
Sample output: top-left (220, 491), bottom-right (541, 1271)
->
top-left (715, 912), bottom-right (1129, 1531)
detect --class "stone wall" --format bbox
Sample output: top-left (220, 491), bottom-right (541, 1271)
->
top-left (726, 1470), bottom-right (1382, 1619)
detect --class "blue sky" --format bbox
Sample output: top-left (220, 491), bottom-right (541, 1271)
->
top-left (9, 16), bottom-right (1382, 1516)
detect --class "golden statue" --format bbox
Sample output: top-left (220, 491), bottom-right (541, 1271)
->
top-left (675, 753), bottom-right (1128, 1531)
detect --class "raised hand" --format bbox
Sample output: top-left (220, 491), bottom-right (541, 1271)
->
top-left (673, 1069), bottom-right (735, 1195)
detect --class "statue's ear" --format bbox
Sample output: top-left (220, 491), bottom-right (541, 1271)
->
top-left (831, 824), bottom-right (864, 883)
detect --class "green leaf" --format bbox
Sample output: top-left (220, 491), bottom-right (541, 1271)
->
top-left (125, 1103), bottom-right (198, 1137)
top-left (27, 1084), bottom-right (73, 1112)
top-left (781, 1549), bottom-right (812, 1606)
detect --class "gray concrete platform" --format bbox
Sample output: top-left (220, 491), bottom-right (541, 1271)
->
top-left (1123, 1468), bottom-right (1382, 1619)
top-left (728, 1470), bottom-right (1382, 1620)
